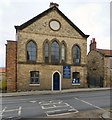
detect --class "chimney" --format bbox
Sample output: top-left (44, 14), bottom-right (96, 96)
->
top-left (50, 2), bottom-right (59, 8)
top-left (90, 38), bottom-right (97, 51)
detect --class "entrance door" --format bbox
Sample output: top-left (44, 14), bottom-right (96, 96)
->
top-left (53, 72), bottom-right (60, 90)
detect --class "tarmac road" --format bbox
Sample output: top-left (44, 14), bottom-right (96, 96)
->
top-left (1, 90), bottom-right (110, 119)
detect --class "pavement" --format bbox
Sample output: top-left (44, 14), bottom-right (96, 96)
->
top-left (0, 87), bottom-right (111, 97)
top-left (0, 87), bottom-right (111, 119)
top-left (101, 111), bottom-right (111, 119)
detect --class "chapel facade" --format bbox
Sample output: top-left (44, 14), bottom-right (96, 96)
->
top-left (6, 3), bottom-right (89, 92)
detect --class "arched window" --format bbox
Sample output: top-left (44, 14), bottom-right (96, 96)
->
top-left (27, 41), bottom-right (36, 61)
top-left (51, 41), bottom-right (60, 64)
top-left (73, 45), bottom-right (80, 65)
top-left (62, 43), bottom-right (65, 63)
top-left (44, 42), bottom-right (49, 63)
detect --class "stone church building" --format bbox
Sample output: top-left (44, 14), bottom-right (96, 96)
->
top-left (6, 3), bottom-right (89, 92)
top-left (87, 38), bottom-right (112, 88)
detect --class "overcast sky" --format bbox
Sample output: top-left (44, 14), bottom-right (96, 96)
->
top-left (0, 0), bottom-right (110, 67)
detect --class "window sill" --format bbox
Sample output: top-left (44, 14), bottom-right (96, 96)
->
top-left (29, 84), bottom-right (40, 86)
top-left (73, 64), bottom-right (81, 66)
top-left (72, 84), bottom-right (80, 86)
top-left (27, 61), bottom-right (37, 64)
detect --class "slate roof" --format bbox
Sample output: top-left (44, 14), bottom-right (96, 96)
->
top-left (15, 6), bottom-right (89, 38)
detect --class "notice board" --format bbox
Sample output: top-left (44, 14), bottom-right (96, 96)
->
top-left (63, 65), bottom-right (71, 78)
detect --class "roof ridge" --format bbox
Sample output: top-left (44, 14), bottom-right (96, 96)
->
top-left (97, 48), bottom-right (112, 51)
top-left (97, 48), bottom-right (112, 56)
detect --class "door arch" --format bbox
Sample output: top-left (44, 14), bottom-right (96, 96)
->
top-left (52, 71), bottom-right (61, 91)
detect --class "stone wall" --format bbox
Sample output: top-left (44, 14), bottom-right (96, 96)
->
top-left (17, 32), bottom-right (87, 64)
top-left (22, 10), bottom-right (83, 39)
top-left (16, 9), bottom-right (87, 91)
top-left (87, 50), bottom-right (104, 87)
top-left (104, 57), bottom-right (111, 87)
top-left (87, 50), bottom-right (111, 87)
top-left (17, 64), bottom-right (87, 91)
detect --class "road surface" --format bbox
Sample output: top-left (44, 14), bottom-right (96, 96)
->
top-left (1, 90), bottom-right (110, 119)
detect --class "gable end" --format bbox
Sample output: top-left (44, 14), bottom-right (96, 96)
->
top-left (15, 6), bottom-right (89, 38)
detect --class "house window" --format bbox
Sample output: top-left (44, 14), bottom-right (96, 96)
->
top-left (44, 42), bottom-right (49, 63)
top-left (27, 41), bottom-right (36, 61)
top-left (51, 41), bottom-right (60, 64)
top-left (62, 43), bottom-right (65, 63)
top-left (72, 72), bottom-right (80, 85)
top-left (73, 45), bottom-right (80, 65)
top-left (30, 71), bottom-right (39, 84)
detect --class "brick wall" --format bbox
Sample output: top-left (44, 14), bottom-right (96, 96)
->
top-left (6, 41), bottom-right (17, 92)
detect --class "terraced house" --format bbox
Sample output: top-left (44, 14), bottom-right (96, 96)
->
top-left (6, 3), bottom-right (89, 92)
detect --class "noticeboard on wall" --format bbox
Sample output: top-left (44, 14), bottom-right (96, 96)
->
top-left (63, 65), bottom-right (71, 78)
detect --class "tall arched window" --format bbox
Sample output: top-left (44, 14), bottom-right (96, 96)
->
top-left (44, 42), bottom-right (49, 63)
top-left (27, 41), bottom-right (36, 61)
top-left (73, 45), bottom-right (80, 65)
top-left (51, 41), bottom-right (60, 64)
top-left (62, 43), bottom-right (65, 63)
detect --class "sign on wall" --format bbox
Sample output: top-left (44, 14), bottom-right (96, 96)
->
top-left (72, 72), bottom-right (80, 85)
top-left (72, 78), bottom-right (80, 85)
top-left (63, 65), bottom-right (71, 78)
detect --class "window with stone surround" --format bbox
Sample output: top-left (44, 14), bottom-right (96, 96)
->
top-left (72, 72), bottom-right (80, 85)
top-left (72, 45), bottom-right (81, 65)
top-left (27, 41), bottom-right (37, 62)
top-left (51, 41), bottom-right (60, 64)
top-left (44, 41), bottom-right (49, 63)
top-left (30, 71), bottom-right (39, 84)
top-left (62, 42), bottom-right (66, 64)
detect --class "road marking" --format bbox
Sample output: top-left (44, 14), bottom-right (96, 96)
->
top-left (0, 107), bottom-right (7, 115)
top-left (3, 98), bottom-right (37, 102)
top-left (2, 107), bottom-right (7, 113)
top-left (1, 106), bottom-right (22, 119)
top-left (4, 109), bottom-right (19, 112)
top-left (46, 108), bottom-right (79, 116)
top-left (50, 100), bottom-right (63, 104)
top-left (2, 106), bottom-right (22, 114)
top-left (74, 97), bottom-right (105, 111)
top-left (18, 106), bottom-right (22, 116)
top-left (3, 99), bottom-right (38, 104)
top-left (39, 100), bottom-right (79, 116)
top-left (41, 103), bottom-right (69, 109)
top-left (29, 101), bottom-right (37, 103)
top-left (41, 105), bottom-right (55, 109)
top-left (39, 100), bottom-right (62, 105)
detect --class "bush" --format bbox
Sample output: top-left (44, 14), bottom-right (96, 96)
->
top-left (0, 80), bottom-right (6, 92)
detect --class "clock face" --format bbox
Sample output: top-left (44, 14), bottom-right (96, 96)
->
top-left (49, 20), bottom-right (60, 31)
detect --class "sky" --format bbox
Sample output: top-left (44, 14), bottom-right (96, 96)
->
top-left (0, 0), bottom-right (111, 67)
